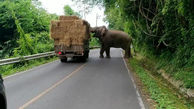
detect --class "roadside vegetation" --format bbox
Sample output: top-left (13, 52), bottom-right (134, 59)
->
top-left (0, 0), bottom-right (58, 76)
top-left (90, 37), bottom-right (100, 48)
top-left (0, 0), bottom-right (57, 59)
top-left (0, 57), bottom-right (57, 77)
top-left (129, 57), bottom-right (194, 109)
top-left (89, 33), bottom-right (100, 48)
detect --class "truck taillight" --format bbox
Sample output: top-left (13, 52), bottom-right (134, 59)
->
top-left (58, 51), bottom-right (62, 55)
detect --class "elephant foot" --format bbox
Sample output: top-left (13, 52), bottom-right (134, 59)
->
top-left (99, 55), bottom-right (104, 58)
top-left (106, 56), bottom-right (111, 58)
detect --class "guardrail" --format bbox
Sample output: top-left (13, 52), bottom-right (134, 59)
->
top-left (0, 46), bottom-right (100, 66)
top-left (0, 51), bottom-right (55, 66)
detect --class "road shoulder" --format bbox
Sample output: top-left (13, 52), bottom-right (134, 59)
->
top-left (124, 58), bottom-right (156, 109)
top-left (126, 56), bottom-right (194, 108)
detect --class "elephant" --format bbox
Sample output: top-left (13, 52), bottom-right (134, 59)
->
top-left (90, 26), bottom-right (132, 58)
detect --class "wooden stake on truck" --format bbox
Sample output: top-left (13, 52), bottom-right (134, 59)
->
top-left (50, 16), bottom-right (91, 62)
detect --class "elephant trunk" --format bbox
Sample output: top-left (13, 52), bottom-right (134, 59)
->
top-left (90, 27), bottom-right (95, 33)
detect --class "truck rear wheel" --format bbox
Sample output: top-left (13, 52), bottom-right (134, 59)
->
top-left (60, 57), bottom-right (67, 62)
top-left (80, 56), bottom-right (86, 62)
top-left (76, 56), bottom-right (86, 62)
top-left (85, 52), bottom-right (89, 58)
top-left (84, 51), bottom-right (89, 59)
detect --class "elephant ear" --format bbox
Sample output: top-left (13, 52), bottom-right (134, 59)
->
top-left (100, 26), bottom-right (107, 36)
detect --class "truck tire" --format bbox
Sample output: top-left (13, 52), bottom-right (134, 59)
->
top-left (77, 56), bottom-right (86, 62)
top-left (60, 57), bottom-right (67, 62)
top-left (84, 51), bottom-right (89, 59)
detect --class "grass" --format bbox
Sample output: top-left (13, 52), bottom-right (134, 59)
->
top-left (129, 56), bottom-right (194, 109)
top-left (155, 57), bottom-right (194, 89)
top-left (0, 56), bottom-right (58, 77)
top-left (137, 48), bottom-right (194, 89)
top-left (173, 70), bottom-right (194, 89)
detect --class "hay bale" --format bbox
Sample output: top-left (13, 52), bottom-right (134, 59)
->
top-left (54, 39), bottom-right (60, 45)
top-left (58, 20), bottom-right (75, 27)
top-left (50, 16), bottom-right (90, 47)
top-left (59, 16), bottom-right (79, 20)
top-left (50, 27), bottom-right (67, 39)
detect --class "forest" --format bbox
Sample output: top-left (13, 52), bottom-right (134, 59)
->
top-left (0, 0), bottom-right (57, 58)
top-left (0, 0), bottom-right (193, 89)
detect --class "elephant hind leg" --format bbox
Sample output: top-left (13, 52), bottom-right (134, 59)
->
top-left (124, 44), bottom-right (132, 58)
top-left (100, 47), bottom-right (104, 58)
top-left (124, 52), bottom-right (129, 58)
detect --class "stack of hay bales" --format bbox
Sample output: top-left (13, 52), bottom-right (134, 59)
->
top-left (50, 16), bottom-right (90, 47)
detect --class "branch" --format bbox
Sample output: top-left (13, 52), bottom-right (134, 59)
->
top-left (162, 41), bottom-right (170, 47)
top-left (138, 0), bottom-right (152, 21)
top-left (142, 7), bottom-right (156, 15)
top-left (157, 40), bottom-right (170, 48)
top-left (135, 21), bottom-right (160, 37)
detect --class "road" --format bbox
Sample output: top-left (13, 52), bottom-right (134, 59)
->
top-left (4, 48), bottom-right (145, 109)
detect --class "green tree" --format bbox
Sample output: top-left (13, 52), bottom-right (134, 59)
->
top-left (63, 5), bottom-right (81, 17)
top-left (0, 0), bottom-right (57, 58)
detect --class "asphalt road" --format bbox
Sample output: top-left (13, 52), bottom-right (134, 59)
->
top-left (4, 48), bottom-right (145, 109)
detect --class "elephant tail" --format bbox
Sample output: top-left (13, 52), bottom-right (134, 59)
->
top-left (130, 38), bottom-right (136, 56)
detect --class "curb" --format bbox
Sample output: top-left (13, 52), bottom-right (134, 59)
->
top-left (159, 70), bottom-right (194, 98)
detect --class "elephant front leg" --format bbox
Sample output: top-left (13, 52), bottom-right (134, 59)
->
top-left (100, 47), bottom-right (105, 58)
top-left (105, 47), bottom-right (111, 58)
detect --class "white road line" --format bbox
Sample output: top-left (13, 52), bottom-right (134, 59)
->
top-left (121, 51), bottom-right (145, 109)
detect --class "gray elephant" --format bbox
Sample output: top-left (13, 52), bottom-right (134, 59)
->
top-left (90, 26), bottom-right (132, 58)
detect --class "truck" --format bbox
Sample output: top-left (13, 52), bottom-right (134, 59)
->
top-left (50, 16), bottom-right (90, 62)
